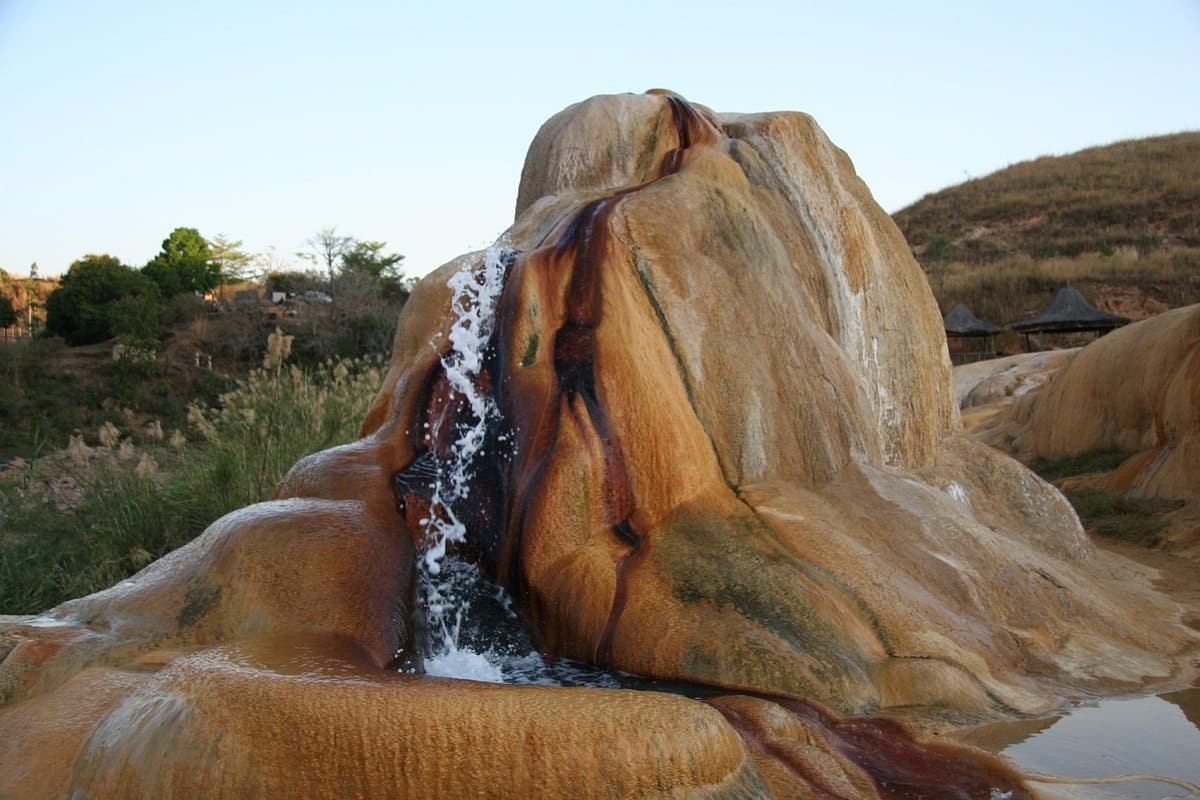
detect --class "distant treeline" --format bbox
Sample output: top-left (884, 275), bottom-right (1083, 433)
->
top-left (35, 226), bottom-right (407, 348)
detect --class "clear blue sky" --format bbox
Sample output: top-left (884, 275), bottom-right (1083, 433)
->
top-left (2, 1), bottom-right (1198, 279)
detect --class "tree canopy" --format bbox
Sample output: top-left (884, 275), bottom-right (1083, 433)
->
top-left (341, 240), bottom-right (404, 282)
top-left (0, 295), bottom-right (17, 329)
top-left (45, 255), bottom-right (163, 345)
top-left (34, 225), bottom-right (408, 354)
top-left (143, 227), bottom-right (222, 298)
top-left (209, 234), bottom-right (254, 282)
top-left (300, 228), bottom-right (404, 279)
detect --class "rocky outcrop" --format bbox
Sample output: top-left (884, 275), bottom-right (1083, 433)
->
top-left (958, 304), bottom-right (1200, 554)
top-left (1, 92), bottom-right (1196, 799)
top-left (371, 91), bottom-right (1192, 713)
top-left (1009, 304), bottom-right (1200, 500)
top-left (0, 634), bottom-right (767, 799)
top-left (955, 350), bottom-right (1077, 410)
top-left (0, 496), bottom-right (765, 799)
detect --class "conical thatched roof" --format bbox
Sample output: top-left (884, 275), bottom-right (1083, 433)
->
top-left (1011, 285), bottom-right (1129, 333)
top-left (943, 302), bottom-right (1002, 336)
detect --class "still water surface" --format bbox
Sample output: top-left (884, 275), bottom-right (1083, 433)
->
top-left (965, 687), bottom-right (1200, 799)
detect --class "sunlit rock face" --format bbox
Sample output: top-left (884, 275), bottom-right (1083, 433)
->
top-left (1011, 304), bottom-right (1200, 500)
top-left (1, 92), bottom-right (1197, 799)
top-left (366, 91), bottom-right (1196, 714)
top-left (961, 304), bottom-right (1200, 553)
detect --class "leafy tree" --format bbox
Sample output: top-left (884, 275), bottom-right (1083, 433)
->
top-left (264, 270), bottom-right (326, 295)
top-left (108, 291), bottom-right (165, 345)
top-left (0, 295), bottom-right (16, 329)
top-left (45, 255), bottom-right (161, 345)
top-left (341, 240), bottom-right (404, 282)
top-left (209, 234), bottom-right (254, 283)
top-left (143, 227), bottom-right (221, 298)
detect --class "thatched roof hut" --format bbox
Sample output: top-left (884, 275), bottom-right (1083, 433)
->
top-left (1011, 285), bottom-right (1128, 334)
top-left (944, 302), bottom-right (1003, 337)
top-left (943, 302), bottom-right (1002, 363)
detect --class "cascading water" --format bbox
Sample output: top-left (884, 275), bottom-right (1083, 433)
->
top-left (415, 244), bottom-right (509, 681)
top-left (410, 244), bottom-right (627, 687)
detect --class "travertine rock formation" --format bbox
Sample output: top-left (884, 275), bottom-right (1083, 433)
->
top-left (1, 92), bottom-right (1196, 799)
top-left (375, 91), bottom-right (1192, 712)
top-left (955, 350), bottom-right (1077, 410)
top-left (1009, 304), bottom-right (1200, 500)
top-left (959, 305), bottom-right (1200, 554)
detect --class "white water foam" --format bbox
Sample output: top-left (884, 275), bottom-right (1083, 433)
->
top-left (945, 481), bottom-right (972, 509)
top-left (421, 246), bottom-right (508, 575)
top-left (416, 246), bottom-right (509, 675)
top-left (412, 245), bottom-right (650, 690)
top-left (424, 646), bottom-right (505, 682)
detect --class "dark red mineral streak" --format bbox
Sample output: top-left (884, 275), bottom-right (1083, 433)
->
top-left (753, 697), bottom-right (1030, 800)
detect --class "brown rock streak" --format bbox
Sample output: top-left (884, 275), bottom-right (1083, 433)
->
top-left (775, 698), bottom-right (1031, 800)
top-left (503, 93), bottom-right (717, 657)
top-left (712, 699), bottom-right (859, 800)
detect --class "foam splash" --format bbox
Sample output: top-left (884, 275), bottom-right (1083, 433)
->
top-left (416, 245), bottom-right (509, 670)
top-left (411, 246), bottom-right (650, 689)
top-left (412, 245), bottom-right (652, 690)
top-left (419, 245), bottom-right (508, 577)
top-left (945, 481), bottom-right (972, 508)
top-left (424, 647), bottom-right (505, 683)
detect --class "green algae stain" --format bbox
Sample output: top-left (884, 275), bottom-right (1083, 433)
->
top-left (652, 505), bottom-right (871, 696)
top-left (519, 332), bottom-right (539, 367)
top-left (178, 584), bottom-right (221, 628)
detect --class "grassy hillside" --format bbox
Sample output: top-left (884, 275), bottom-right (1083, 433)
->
top-left (893, 132), bottom-right (1200, 329)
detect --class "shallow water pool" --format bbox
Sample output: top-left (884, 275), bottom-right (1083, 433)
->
top-left (964, 687), bottom-right (1200, 799)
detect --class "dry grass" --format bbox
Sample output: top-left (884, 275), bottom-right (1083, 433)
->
top-left (894, 132), bottom-right (1200, 325)
top-left (895, 132), bottom-right (1200, 262)
top-left (926, 247), bottom-right (1200, 325)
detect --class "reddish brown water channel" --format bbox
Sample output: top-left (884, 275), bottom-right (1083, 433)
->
top-left (964, 686), bottom-right (1200, 798)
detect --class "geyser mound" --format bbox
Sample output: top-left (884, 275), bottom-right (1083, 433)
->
top-left (1, 91), bottom-right (1196, 799)
top-left (364, 90), bottom-right (1193, 713)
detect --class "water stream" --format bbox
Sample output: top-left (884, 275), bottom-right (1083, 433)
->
top-left (409, 246), bottom-right (629, 688)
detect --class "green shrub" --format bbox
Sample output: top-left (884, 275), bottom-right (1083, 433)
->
top-left (0, 347), bottom-right (384, 613)
top-left (923, 235), bottom-right (958, 262)
top-left (44, 254), bottom-right (161, 346)
top-left (1062, 487), bottom-right (1183, 543)
top-left (1029, 448), bottom-right (1133, 482)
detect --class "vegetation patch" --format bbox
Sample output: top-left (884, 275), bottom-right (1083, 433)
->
top-left (1029, 448), bottom-right (1133, 482)
top-left (1061, 487), bottom-right (1183, 544)
top-left (1027, 449), bottom-right (1183, 544)
top-left (0, 347), bottom-right (383, 613)
top-left (895, 132), bottom-right (1200, 263)
top-left (519, 332), bottom-right (539, 367)
top-left (893, 132), bottom-right (1200, 326)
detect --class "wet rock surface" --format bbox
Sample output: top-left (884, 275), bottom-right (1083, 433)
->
top-left (2, 92), bottom-right (1197, 798)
